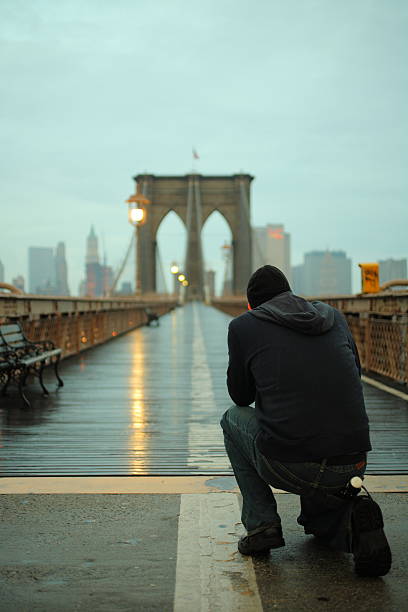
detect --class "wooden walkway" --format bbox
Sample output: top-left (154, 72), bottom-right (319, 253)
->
top-left (0, 303), bottom-right (407, 476)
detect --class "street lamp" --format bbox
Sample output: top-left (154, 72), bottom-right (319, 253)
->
top-left (126, 190), bottom-right (150, 294)
top-left (170, 262), bottom-right (180, 295)
top-left (171, 269), bottom-right (189, 303)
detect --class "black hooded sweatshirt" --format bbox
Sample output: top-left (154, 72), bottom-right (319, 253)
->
top-left (227, 291), bottom-right (371, 462)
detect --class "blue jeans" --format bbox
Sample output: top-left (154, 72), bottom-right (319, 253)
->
top-left (220, 405), bottom-right (367, 552)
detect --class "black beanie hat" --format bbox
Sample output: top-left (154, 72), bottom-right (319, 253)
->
top-left (247, 265), bottom-right (291, 308)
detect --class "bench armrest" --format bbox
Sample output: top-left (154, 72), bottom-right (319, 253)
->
top-left (33, 340), bottom-right (56, 351)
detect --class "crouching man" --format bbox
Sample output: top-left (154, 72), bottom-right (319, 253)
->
top-left (220, 265), bottom-right (391, 577)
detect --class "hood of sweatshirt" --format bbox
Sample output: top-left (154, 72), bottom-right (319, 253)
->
top-left (249, 291), bottom-right (335, 336)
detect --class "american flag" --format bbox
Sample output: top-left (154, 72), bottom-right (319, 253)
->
top-left (192, 148), bottom-right (200, 160)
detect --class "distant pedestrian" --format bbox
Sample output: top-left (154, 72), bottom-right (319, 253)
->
top-left (221, 265), bottom-right (391, 576)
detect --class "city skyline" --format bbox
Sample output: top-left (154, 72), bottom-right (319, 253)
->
top-left (2, 228), bottom-right (407, 297)
top-left (2, 183), bottom-right (407, 296)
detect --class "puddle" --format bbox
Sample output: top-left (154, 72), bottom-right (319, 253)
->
top-left (205, 477), bottom-right (237, 491)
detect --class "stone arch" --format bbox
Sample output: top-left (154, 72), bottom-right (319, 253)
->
top-left (201, 209), bottom-right (234, 297)
top-left (155, 209), bottom-right (187, 293)
top-left (201, 206), bottom-right (234, 237)
top-left (133, 173), bottom-right (253, 296)
top-left (152, 207), bottom-right (187, 240)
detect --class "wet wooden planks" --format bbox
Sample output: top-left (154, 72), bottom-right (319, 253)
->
top-left (0, 303), bottom-right (407, 476)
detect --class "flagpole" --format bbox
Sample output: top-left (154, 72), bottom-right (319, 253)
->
top-left (192, 147), bottom-right (199, 173)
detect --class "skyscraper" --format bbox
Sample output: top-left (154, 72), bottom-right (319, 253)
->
top-left (78, 279), bottom-right (86, 297)
top-left (86, 226), bottom-right (99, 265)
top-left (28, 247), bottom-right (55, 294)
top-left (103, 265), bottom-right (114, 295)
top-left (12, 275), bottom-right (25, 292)
top-left (292, 250), bottom-right (352, 296)
top-left (85, 226), bottom-right (104, 296)
top-left (55, 242), bottom-right (70, 296)
top-left (118, 281), bottom-right (133, 295)
top-left (379, 259), bottom-right (407, 285)
top-left (252, 224), bottom-right (291, 282)
top-left (291, 264), bottom-right (305, 295)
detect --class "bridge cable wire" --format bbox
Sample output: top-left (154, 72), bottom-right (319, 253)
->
top-left (222, 243), bottom-right (233, 296)
top-left (156, 243), bottom-right (169, 294)
top-left (107, 231), bottom-right (135, 296)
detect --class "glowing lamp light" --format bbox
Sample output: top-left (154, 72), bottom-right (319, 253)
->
top-left (111, 330), bottom-right (118, 337)
top-left (126, 192), bottom-right (150, 226)
top-left (170, 264), bottom-right (179, 274)
top-left (129, 207), bottom-right (144, 225)
top-left (178, 274), bottom-right (186, 282)
top-left (182, 280), bottom-right (189, 287)
top-left (81, 336), bottom-right (87, 344)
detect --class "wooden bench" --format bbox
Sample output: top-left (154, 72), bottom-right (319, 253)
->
top-left (0, 323), bottom-right (63, 408)
top-left (144, 307), bottom-right (159, 327)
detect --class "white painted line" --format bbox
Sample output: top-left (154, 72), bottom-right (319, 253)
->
top-left (189, 303), bottom-right (230, 471)
top-left (192, 303), bottom-right (216, 405)
top-left (362, 375), bottom-right (408, 401)
top-left (174, 493), bottom-right (262, 612)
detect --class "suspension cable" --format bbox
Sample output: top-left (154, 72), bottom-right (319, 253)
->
top-left (107, 231), bottom-right (135, 296)
top-left (156, 243), bottom-right (169, 294)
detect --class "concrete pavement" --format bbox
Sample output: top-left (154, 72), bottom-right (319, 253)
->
top-left (0, 482), bottom-right (406, 611)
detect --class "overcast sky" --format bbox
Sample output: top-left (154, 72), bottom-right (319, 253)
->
top-left (1, 0), bottom-right (407, 294)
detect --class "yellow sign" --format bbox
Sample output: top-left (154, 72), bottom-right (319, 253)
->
top-left (359, 263), bottom-right (379, 293)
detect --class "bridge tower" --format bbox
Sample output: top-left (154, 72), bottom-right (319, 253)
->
top-left (133, 173), bottom-right (253, 298)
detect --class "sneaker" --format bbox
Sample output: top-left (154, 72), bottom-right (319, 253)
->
top-left (352, 495), bottom-right (392, 577)
top-left (238, 523), bottom-right (285, 556)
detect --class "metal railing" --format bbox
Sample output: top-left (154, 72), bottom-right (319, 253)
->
top-left (212, 293), bottom-right (408, 385)
top-left (0, 293), bottom-right (177, 359)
